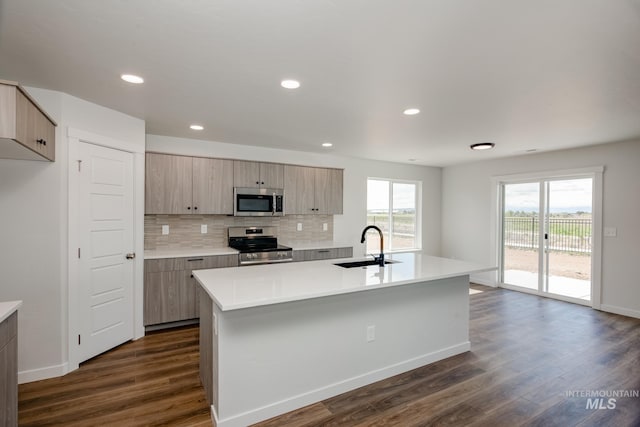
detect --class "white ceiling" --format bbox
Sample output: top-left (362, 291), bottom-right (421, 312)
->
top-left (1, 0), bottom-right (639, 166)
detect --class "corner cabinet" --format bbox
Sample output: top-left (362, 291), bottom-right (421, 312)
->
top-left (0, 80), bottom-right (56, 162)
top-left (145, 153), bottom-right (234, 214)
top-left (233, 160), bottom-right (284, 189)
top-left (144, 254), bottom-right (238, 327)
top-left (284, 165), bottom-right (343, 214)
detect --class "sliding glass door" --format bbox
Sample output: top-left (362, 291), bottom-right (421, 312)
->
top-left (500, 176), bottom-right (593, 304)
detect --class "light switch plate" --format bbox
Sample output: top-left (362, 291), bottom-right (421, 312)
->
top-left (201, 224), bottom-right (208, 234)
top-left (323, 223), bottom-right (328, 231)
top-left (162, 225), bottom-right (169, 235)
top-left (604, 227), bottom-right (617, 237)
top-left (297, 223), bottom-right (303, 231)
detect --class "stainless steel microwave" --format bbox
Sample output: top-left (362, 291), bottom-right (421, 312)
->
top-left (234, 187), bottom-right (284, 216)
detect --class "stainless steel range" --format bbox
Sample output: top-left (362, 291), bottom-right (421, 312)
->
top-left (228, 226), bottom-right (293, 266)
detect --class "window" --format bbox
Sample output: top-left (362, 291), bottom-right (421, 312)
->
top-left (366, 178), bottom-right (421, 252)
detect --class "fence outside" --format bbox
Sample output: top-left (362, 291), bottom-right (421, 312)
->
top-left (503, 217), bottom-right (592, 253)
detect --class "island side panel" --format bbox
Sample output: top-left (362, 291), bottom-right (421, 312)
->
top-left (215, 275), bottom-right (470, 426)
top-left (198, 287), bottom-right (218, 415)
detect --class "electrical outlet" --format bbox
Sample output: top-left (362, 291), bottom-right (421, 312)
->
top-left (366, 325), bottom-right (375, 342)
top-left (297, 223), bottom-right (303, 231)
top-left (162, 225), bottom-right (169, 235)
top-left (604, 227), bottom-right (617, 237)
top-left (323, 223), bottom-right (328, 232)
top-left (201, 224), bottom-right (208, 234)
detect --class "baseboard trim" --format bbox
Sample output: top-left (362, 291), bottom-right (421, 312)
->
top-left (213, 341), bottom-right (470, 427)
top-left (19, 362), bottom-right (68, 384)
top-left (600, 304), bottom-right (640, 319)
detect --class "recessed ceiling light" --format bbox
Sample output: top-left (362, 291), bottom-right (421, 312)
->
top-left (121, 74), bottom-right (144, 84)
top-left (403, 108), bottom-right (420, 116)
top-left (470, 142), bottom-right (495, 150)
top-left (190, 124), bottom-right (204, 131)
top-left (281, 79), bottom-right (301, 89)
top-left (322, 142), bottom-right (333, 148)
top-left (408, 158), bottom-right (417, 162)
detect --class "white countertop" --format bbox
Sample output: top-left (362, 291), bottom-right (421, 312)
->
top-left (144, 247), bottom-right (239, 259)
top-left (194, 252), bottom-right (495, 311)
top-left (0, 300), bottom-right (22, 323)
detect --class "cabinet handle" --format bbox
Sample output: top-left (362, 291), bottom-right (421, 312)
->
top-left (187, 258), bottom-right (204, 262)
top-left (190, 274), bottom-right (194, 278)
top-left (194, 206), bottom-right (198, 210)
top-left (37, 138), bottom-right (47, 146)
top-left (317, 250), bottom-right (330, 253)
top-left (256, 181), bottom-right (260, 185)
top-left (187, 206), bottom-right (191, 210)
top-left (261, 181), bottom-right (265, 185)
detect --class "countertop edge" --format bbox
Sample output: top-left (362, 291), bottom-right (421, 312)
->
top-left (0, 300), bottom-right (22, 323)
top-left (194, 265), bottom-right (495, 312)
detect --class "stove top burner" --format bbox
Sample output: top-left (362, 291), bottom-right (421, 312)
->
top-left (228, 226), bottom-right (293, 265)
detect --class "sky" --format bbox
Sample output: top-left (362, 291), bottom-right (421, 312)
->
top-left (367, 180), bottom-right (416, 210)
top-left (505, 178), bottom-right (593, 213)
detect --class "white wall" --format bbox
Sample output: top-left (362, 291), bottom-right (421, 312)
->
top-left (146, 135), bottom-right (442, 256)
top-left (441, 139), bottom-right (640, 318)
top-left (0, 87), bottom-right (145, 382)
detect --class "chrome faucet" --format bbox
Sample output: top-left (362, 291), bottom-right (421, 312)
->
top-left (360, 225), bottom-right (385, 267)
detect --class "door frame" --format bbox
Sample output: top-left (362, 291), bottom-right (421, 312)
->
top-left (67, 127), bottom-right (145, 371)
top-left (490, 166), bottom-right (604, 309)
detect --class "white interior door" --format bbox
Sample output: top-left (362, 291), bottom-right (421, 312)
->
top-left (77, 142), bottom-right (134, 362)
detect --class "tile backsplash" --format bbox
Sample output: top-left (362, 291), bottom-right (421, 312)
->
top-left (145, 214), bottom-right (334, 250)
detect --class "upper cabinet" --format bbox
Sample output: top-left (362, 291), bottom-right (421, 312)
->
top-left (234, 160), bottom-right (284, 189)
top-left (0, 80), bottom-right (56, 162)
top-left (284, 165), bottom-right (343, 215)
top-left (145, 153), bottom-right (233, 215)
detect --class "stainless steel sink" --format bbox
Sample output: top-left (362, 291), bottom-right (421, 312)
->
top-left (334, 259), bottom-right (399, 268)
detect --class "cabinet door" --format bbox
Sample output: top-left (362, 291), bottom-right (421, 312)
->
top-left (144, 271), bottom-right (195, 325)
top-left (260, 163), bottom-right (284, 188)
top-left (0, 313), bottom-right (17, 426)
top-left (35, 110), bottom-right (56, 161)
top-left (233, 160), bottom-right (261, 188)
top-left (145, 153), bottom-right (193, 214)
top-left (320, 168), bottom-right (343, 214)
top-left (284, 165), bottom-right (316, 214)
top-left (193, 157), bottom-right (234, 214)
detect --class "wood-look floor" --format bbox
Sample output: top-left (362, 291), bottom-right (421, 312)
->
top-left (19, 285), bottom-right (640, 426)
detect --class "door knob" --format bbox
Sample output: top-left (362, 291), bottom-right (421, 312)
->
top-left (126, 253), bottom-right (136, 260)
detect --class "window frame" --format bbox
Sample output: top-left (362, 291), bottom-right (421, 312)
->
top-left (366, 177), bottom-right (422, 252)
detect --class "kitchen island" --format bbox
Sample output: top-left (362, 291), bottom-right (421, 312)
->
top-left (193, 252), bottom-right (494, 427)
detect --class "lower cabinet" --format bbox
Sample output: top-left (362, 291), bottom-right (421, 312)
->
top-left (144, 254), bottom-right (238, 327)
top-left (292, 247), bottom-right (353, 262)
top-left (0, 312), bottom-right (18, 427)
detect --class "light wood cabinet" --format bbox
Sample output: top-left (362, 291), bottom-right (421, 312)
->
top-left (292, 247), bottom-right (353, 262)
top-left (144, 254), bottom-right (238, 327)
top-left (0, 80), bottom-right (56, 162)
top-left (145, 153), bottom-right (234, 215)
top-left (193, 157), bottom-right (234, 214)
top-left (233, 160), bottom-right (284, 189)
top-left (0, 312), bottom-right (18, 426)
top-left (284, 165), bottom-right (343, 214)
top-left (145, 153), bottom-right (193, 214)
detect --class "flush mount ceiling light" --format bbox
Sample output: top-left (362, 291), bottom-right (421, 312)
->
top-left (322, 142), bottom-right (333, 147)
top-left (403, 108), bottom-right (420, 116)
top-left (281, 79), bottom-right (300, 89)
top-left (470, 142), bottom-right (495, 150)
top-left (190, 124), bottom-right (204, 131)
top-left (120, 74), bottom-right (144, 84)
